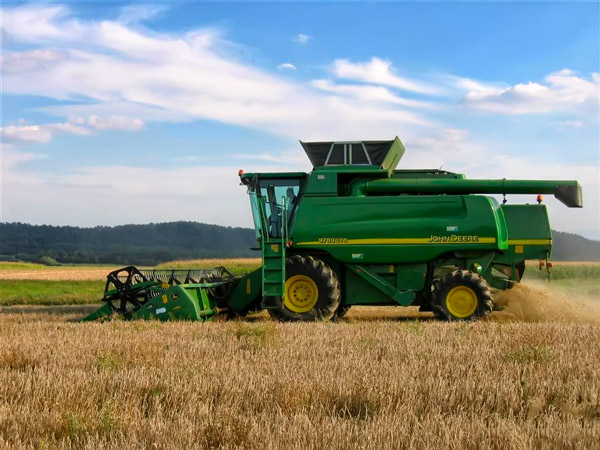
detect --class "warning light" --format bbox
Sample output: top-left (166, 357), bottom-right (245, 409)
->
top-left (286, 240), bottom-right (293, 248)
top-left (238, 169), bottom-right (244, 177)
top-left (537, 194), bottom-right (543, 204)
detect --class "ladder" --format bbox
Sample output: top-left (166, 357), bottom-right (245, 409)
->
top-left (258, 197), bottom-right (287, 306)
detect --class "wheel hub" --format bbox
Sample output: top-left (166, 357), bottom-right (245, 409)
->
top-left (284, 275), bottom-right (319, 313)
top-left (446, 285), bottom-right (478, 318)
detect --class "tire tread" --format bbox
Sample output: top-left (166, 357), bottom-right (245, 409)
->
top-left (432, 269), bottom-right (493, 321)
top-left (268, 256), bottom-right (340, 322)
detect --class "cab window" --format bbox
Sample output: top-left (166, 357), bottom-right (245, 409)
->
top-left (258, 179), bottom-right (301, 238)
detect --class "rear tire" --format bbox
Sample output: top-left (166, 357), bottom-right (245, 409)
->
top-left (268, 256), bottom-right (340, 322)
top-left (432, 270), bottom-right (493, 321)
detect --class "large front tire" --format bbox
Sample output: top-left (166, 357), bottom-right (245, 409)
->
top-left (268, 256), bottom-right (340, 322)
top-left (432, 270), bottom-right (493, 321)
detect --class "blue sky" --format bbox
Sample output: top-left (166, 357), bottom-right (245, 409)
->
top-left (2, 1), bottom-right (599, 238)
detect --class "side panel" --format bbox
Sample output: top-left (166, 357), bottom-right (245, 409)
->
top-left (345, 270), bottom-right (392, 305)
top-left (227, 268), bottom-right (263, 313)
top-left (132, 285), bottom-right (210, 321)
top-left (291, 195), bottom-right (507, 263)
top-left (344, 263), bottom-right (427, 306)
top-left (499, 204), bottom-right (552, 261)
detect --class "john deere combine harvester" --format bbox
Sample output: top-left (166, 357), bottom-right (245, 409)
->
top-left (83, 137), bottom-right (582, 322)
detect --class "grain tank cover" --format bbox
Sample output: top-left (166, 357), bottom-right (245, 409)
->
top-left (300, 136), bottom-right (405, 170)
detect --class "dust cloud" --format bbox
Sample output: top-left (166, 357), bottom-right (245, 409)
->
top-left (492, 282), bottom-right (600, 323)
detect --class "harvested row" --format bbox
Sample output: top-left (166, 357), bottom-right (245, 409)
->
top-left (0, 269), bottom-right (117, 281)
top-left (0, 259), bottom-right (261, 281)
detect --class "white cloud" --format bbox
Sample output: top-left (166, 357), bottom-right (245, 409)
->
top-left (1, 5), bottom-right (430, 140)
top-left (333, 57), bottom-right (439, 95)
top-left (85, 115), bottom-right (145, 131)
top-left (312, 79), bottom-right (434, 109)
top-left (231, 149), bottom-right (311, 167)
top-left (117, 4), bottom-right (168, 24)
top-left (458, 69), bottom-right (600, 115)
top-left (1, 116), bottom-right (144, 144)
top-left (0, 5), bottom-right (83, 43)
top-left (558, 120), bottom-right (583, 130)
top-left (277, 63), bottom-right (296, 71)
top-left (1, 125), bottom-right (53, 143)
top-left (293, 34), bottom-right (311, 44)
top-left (46, 101), bottom-right (193, 123)
top-left (1, 49), bottom-right (68, 72)
top-left (1, 146), bottom-right (46, 171)
top-left (1, 122), bottom-right (93, 144)
top-left (46, 122), bottom-right (93, 136)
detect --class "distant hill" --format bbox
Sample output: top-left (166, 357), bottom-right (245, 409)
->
top-left (551, 230), bottom-right (600, 261)
top-left (0, 222), bottom-right (257, 266)
top-left (0, 222), bottom-right (598, 265)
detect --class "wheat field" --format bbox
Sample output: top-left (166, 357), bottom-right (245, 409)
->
top-left (0, 308), bottom-right (599, 449)
top-left (0, 261), bottom-right (599, 449)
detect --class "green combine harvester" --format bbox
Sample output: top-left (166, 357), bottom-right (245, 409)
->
top-left (83, 137), bottom-right (582, 322)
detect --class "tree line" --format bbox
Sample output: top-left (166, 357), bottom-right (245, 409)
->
top-left (0, 222), bottom-right (258, 266)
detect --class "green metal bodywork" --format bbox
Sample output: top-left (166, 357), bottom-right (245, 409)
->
top-left (239, 136), bottom-right (581, 310)
top-left (82, 136), bottom-right (581, 321)
top-left (82, 267), bottom-right (263, 322)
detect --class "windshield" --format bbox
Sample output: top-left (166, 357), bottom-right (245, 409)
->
top-left (246, 178), bottom-right (302, 240)
top-left (260, 180), bottom-right (300, 239)
top-left (248, 191), bottom-right (262, 240)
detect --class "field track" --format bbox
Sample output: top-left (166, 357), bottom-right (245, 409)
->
top-left (0, 268), bottom-right (118, 281)
top-left (0, 259), bottom-right (262, 281)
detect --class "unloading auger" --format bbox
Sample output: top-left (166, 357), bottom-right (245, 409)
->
top-left (83, 136), bottom-right (582, 322)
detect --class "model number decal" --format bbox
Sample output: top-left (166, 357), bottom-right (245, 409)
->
top-left (305, 236), bottom-right (491, 246)
top-left (318, 237), bottom-right (348, 244)
top-left (428, 235), bottom-right (479, 243)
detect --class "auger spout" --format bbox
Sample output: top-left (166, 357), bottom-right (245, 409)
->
top-left (349, 178), bottom-right (582, 207)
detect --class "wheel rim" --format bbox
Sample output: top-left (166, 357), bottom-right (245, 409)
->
top-left (445, 285), bottom-right (478, 318)
top-left (284, 275), bottom-right (319, 313)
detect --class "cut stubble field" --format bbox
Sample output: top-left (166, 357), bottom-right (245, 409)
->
top-left (0, 260), bottom-right (598, 449)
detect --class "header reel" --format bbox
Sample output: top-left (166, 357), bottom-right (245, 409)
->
top-left (83, 265), bottom-right (237, 321)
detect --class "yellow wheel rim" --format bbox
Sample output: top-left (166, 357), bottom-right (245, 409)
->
top-left (446, 285), bottom-right (478, 318)
top-left (284, 275), bottom-right (319, 313)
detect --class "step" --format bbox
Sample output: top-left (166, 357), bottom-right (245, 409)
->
top-left (263, 285), bottom-right (284, 297)
top-left (264, 272), bottom-right (283, 284)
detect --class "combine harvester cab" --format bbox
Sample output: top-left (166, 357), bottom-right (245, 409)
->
top-left (84, 136), bottom-right (581, 322)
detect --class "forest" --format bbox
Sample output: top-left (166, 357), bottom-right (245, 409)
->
top-left (0, 222), bottom-right (257, 265)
